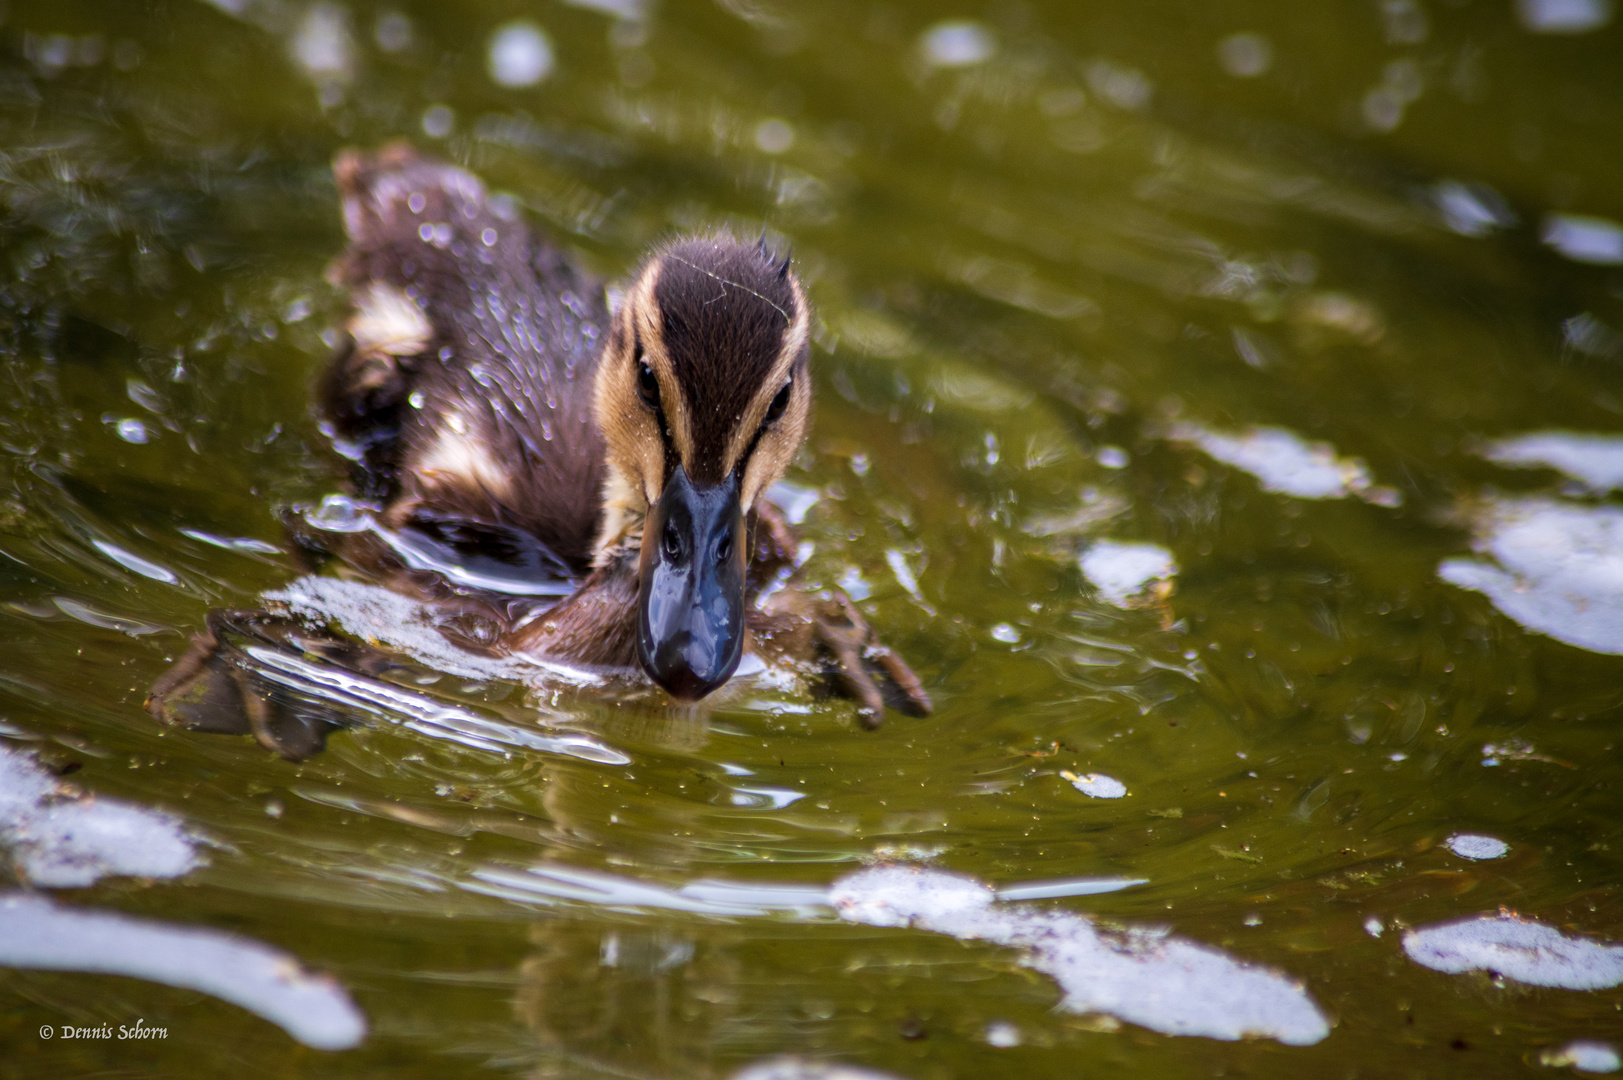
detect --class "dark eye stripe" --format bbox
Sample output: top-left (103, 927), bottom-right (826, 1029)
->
top-left (765, 380), bottom-right (791, 423)
top-left (737, 379), bottom-right (793, 477)
top-left (637, 361), bottom-right (661, 411)
top-left (635, 355), bottom-right (677, 468)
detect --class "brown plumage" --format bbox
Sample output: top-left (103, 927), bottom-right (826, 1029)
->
top-left (150, 144), bottom-right (929, 745)
top-left (325, 144), bottom-right (605, 573)
top-left (647, 237), bottom-right (802, 485)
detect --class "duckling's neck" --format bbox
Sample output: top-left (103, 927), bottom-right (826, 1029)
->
top-left (592, 463), bottom-right (647, 568)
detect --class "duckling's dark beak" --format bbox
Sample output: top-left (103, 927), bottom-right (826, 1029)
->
top-left (637, 465), bottom-right (746, 700)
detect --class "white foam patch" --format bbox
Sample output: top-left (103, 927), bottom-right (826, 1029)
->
top-left (0, 745), bottom-right (201, 888)
top-left (1438, 496), bottom-right (1623, 655)
top-left (830, 866), bottom-right (1330, 1045)
top-left (1167, 422), bottom-right (1398, 504)
top-left (1482, 431), bottom-right (1623, 493)
top-left (1543, 214), bottom-right (1623, 264)
top-left (1079, 540), bottom-right (1177, 608)
top-left (984, 1021), bottom-right (1022, 1048)
top-left (0, 893), bottom-right (365, 1049)
top-left (1518, 0), bottom-right (1613, 33)
top-left (919, 21), bottom-right (995, 67)
top-left (1062, 771), bottom-right (1127, 799)
top-left (1543, 1041), bottom-right (1623, 1074)
top-left (1403, 912), bottom-right (1623, 989)
top-left (1445, 833), bottom-right (1509, 860)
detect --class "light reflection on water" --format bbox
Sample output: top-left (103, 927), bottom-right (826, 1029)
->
top-left (1, 0), bottom-right (1622, 1077)
top-left (830, 865), bottom-right (1330, 1046)
top-left (0, 891), bottom-right (368, 1050)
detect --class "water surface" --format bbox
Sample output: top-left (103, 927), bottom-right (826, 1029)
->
top-left (2, 1), bottom-right (1622, 1077)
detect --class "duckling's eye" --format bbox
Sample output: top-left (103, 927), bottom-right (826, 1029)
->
top-left (765, 380), bottom-right (792, 424)
top-left (636, 361), bottom-right (661, 412)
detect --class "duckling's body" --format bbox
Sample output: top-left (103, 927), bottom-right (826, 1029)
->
top-left (150, 146), bottom-right (928, 753)
top-left (309, 144), bottom-right (927, 718)
top-left (326, 146), bottom-right (607, 577)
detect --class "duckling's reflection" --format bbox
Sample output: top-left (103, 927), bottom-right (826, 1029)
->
top-left (514, 920), bottom-right (742, 1080)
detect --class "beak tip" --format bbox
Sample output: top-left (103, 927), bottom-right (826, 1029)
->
top-left (639, 629), bottom-right (744, 703)
top-left (635, 464), bottom-right (748, 705)
top-left (650, 662), bottom-right (735, 702)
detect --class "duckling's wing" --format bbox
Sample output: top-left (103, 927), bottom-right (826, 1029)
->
top-left (325, 144), bottom-right (607, 576)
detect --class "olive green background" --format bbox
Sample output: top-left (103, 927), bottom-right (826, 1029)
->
top-left (1, 1), bottom-right (1621, 1076)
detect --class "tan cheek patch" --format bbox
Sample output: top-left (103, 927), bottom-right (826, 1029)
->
top-left (596, 365), bottom-right (666, 505)
top-left (412, 422), bottom-right (514, 501)
top-left (349, 282), bottom-right (431, 357)
top-left (740, 425), bottom-right (798, 511)
top-left (748, 380), bottom-right (813, 505)
top-left (593, 265), bottom-right (680, 506)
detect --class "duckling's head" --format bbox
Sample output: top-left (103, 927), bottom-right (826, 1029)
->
top-left (595, 235), bottom-right (811, 700)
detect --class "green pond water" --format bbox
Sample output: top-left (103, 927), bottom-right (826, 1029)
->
top-left (3, 0), bottom-right (1623, 1076)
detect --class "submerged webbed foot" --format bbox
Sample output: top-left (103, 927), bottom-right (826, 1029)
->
top-left (810, 591), bottom-right (932, 729)
top-left (146, 609), bottom-right (395, 760)
top-left (747, 500), bottom-right (933, 728)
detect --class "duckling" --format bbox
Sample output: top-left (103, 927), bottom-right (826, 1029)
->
top-left (153, 144), bottom-right (929, 738)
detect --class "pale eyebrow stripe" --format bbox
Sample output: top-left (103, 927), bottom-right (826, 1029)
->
top-left (664, 252), bottom-right (792, 325)
top-left (636, 269), bottom-right (695, 468)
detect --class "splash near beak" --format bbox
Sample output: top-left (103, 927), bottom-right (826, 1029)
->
top-left (637, 465), bottom-right (746, 700)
